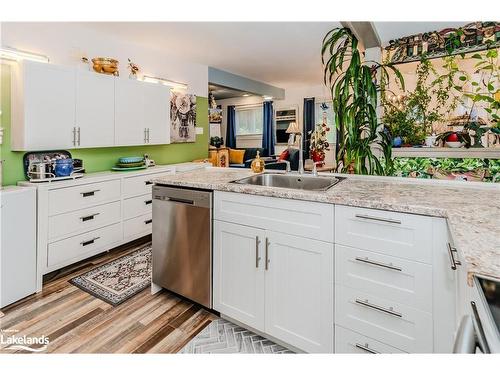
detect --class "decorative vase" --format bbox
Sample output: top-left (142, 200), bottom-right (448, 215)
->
top-left (54, 158), bottom-right (74, 177)
top-left (250, 151), bottom-right (265, 173)
top-left (392, 136), bottom-right (403, 148)
top-left (310, 150), bottom-right (325, 165)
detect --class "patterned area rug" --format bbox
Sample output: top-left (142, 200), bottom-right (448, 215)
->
top-left (180, 318), bottom-right (294, 354)
top-left (70, 244), bottom-right (152, 306)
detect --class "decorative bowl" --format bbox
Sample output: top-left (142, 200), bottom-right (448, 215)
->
top-left (92, 57), bottom-right (119, 76)
top-left (445, 141), bottom-right (464, 148)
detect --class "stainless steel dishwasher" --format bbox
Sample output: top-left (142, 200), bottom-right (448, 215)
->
top-left (152, 185), bottom-right (212, 308)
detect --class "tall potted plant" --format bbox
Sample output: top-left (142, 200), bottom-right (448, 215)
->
top-left (322, 27), bottom-right (404, 175)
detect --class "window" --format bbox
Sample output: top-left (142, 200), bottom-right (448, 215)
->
top-left (235, 106), bottom-right (263, 136)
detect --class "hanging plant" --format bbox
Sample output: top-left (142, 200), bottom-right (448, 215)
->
top-left (322, 27), bottom-right (405, 175)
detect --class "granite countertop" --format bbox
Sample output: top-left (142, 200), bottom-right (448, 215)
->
top-left (153, 167), bottom-right (500, 280)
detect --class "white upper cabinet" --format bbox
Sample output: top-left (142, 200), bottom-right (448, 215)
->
top-left (11, 62), bottom-right (172, 150)
top-left (114, 79), bottom-right (145, 146)
top-left (12, 61), bottom-right (76, 151)
top-left (115, 79), bottom-right (171, 146)
top-left (143, 82), bottom-right (170, 145)
top-left (75, 71), bottom-right (115, 148)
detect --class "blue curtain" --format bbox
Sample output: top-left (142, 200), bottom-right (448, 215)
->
top-left (303, 97), bottom-right (315, 159)
top-left (262, 101), bottom-right (275, 156)
top-left (226, 105), bottom-right (236, 149)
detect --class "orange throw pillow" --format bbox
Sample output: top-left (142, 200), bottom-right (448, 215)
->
top-left (229, 149), bottom-right (246, 164)
top-left (278, 149), bottom-right (290, 161)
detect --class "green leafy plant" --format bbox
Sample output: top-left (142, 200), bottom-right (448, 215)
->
top-left (322, 27), bottom-right (404, 175)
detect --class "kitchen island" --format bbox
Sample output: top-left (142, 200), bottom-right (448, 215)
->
top-left (152, 167), bottom-right (499, 354)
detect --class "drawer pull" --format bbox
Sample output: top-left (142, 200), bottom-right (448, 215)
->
top-left (80, 237), bottom-right (100, 246)
top-left (354, 256), bottom-right (402, 272)
top-left (80, 213), bottom-right (100, 222)
top-left (81, 189), bottom-right (100, 197)
top-left (355, 343), bottom-right (380, 354)
top-left (144, 219), bottom-right (153, 225)
top-left (447, 243), bottom-right (462, 271)
top-left (355, 298), bottom-right (403, 318)
top-left (145, 181), bottom-right (153, 185)
top-left (144, 199), bottom-right (153, 205)
top-left (355, 214), bottom-right (401, 225)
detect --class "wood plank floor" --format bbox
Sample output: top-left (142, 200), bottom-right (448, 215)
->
top-left (0, 238), bottom-right (218, 353)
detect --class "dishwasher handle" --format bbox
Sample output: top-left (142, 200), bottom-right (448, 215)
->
top-left (164, 196), bottom-right (194, 205)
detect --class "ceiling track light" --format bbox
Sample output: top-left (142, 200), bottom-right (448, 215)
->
top-left (0, 46), bottom-right (49, 63)
top-left (142, 75), bottom-right (188, 90)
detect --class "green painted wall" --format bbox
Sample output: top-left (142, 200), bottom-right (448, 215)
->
top-left (0, 64), bottom-right (209, 186)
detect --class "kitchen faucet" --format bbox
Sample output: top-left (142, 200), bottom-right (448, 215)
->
top-left (298, 133), bottom-right (305, 175)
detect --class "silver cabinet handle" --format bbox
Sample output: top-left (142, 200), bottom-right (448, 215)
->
top-left (80, 213), bottom-right (100, 222)
top-left (144, 128), bottom-right (147, 143)
top-left (147, 128), bottom-right (150, 143)
top-left (355, 298), bottom-right (403, 318)
top-left (77, 127), bottom-right (81, 146)
top-left (355, 343), bottom-right (380, 354)
top-left (81, 237), bottom-right (100, 246)
top-left (80, 189), bottom-right (100, 197)
top-left (355, 214), bottom-right (401, 225)
top-left (72, 127), bottom-right (76, 146)
top-left (265, 238), bottom-right (270, 270)
top-left (255, 236), bottom-right (261, 268)
top-left (354, 256), bottom-right (402, 272)
top-left (447, 243), bottom-right (462, 270)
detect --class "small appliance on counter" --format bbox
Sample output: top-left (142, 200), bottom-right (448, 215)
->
top-left (23, 150), bottom-right (85, 183)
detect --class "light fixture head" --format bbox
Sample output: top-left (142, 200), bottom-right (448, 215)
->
top-left (263, 95), bottom-right (273, 100)
top-left (0, 46), bottom-right (49, 63)
top-left (142, 75), bottom-right (188, 90)
top-left (242, 93), bottom-right (250, 97)
top-left (285, 122), bottom-right (301, 134)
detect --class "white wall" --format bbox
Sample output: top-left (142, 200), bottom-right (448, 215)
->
top-left (0, 22), bottom-right (208, 96)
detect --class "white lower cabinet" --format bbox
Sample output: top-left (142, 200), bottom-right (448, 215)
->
top-left (213, 218), bottom-right (334, 353)
top-left (265, 232), bottom-right (333, 353)
top-left (213, 221), bottom-right (266, 332)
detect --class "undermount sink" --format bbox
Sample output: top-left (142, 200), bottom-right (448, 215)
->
top-left (231, 173), bottom-right (344, 191)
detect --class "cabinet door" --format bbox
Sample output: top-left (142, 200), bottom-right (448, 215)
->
top-left (17, 61), bottom-right (76, 150)
top-left (213, 221), bottom-right (266, 332)
top-left (264, 232), bottom-right (334, 353)
top-left (75, 71), bottom-right (115, 147)
top-left (143, 83), bottom-right (170, 145)
top-left (114, 79), bottom-right (147, 146)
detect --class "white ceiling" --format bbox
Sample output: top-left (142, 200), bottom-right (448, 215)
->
top-left (82, 22), bottom-right (469, 88)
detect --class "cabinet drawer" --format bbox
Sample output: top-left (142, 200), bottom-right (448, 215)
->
top-left (123, 171), bottom-right (172, 198)
top-left (48, 180), bottom-right (121, 216)
top-left (123, 194), bottom-right (153, 220)
top-left (47, 223), bottom-right (122, 268)
top-left (335, 285), bottom-right (433, 353)
top-left (335, 205), bottom-right (433, 263)
top-left (335, 245), bottom-right (432, 312)
top-left (214, 191), bottom-right (334, 242)
top-left (48, 201), bottom-right (121, 241)
top-left (335, 325), bottom-right (406, 354)
top-left (124, 213), bottom-right (152, 240)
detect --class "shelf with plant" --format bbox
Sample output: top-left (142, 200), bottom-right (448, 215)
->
top-left (392, 157), bottom-right (500, 182)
